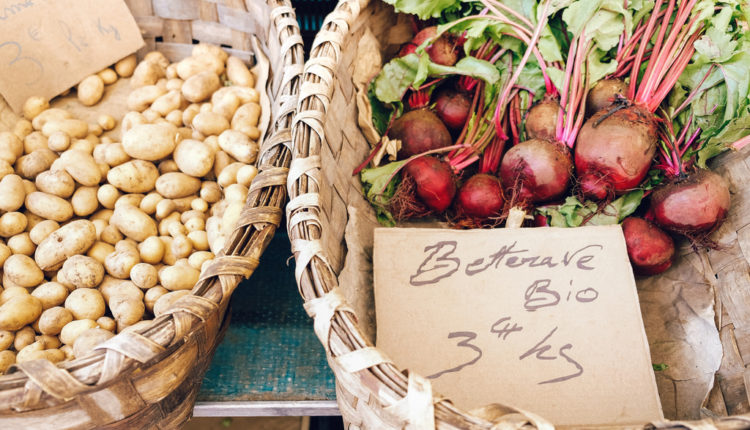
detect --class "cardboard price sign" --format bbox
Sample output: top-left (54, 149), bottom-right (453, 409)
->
top-left (374, 226), bottom-right (663, 426)
top-left (0, 0), bottom-right (144, 112)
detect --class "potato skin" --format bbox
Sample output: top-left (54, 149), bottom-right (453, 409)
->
top-left (0, 295), bottom-right (42, 331)
top-left (25, 192), bottom-right (74, 222)
top-left (110, 205), bottom-right (158, 242)
top-left (107, 160), bottom-right (159, 193)
top-left (35, 220), bottom-right (97, 270)
top-left (122, 124), bottom-right (179, 161)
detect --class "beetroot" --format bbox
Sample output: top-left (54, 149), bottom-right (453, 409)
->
top-left (586, 79), bottom-right (627, 117)
top-left (622, 217), bottom-right (675, 275)
top-left (649, 169), bottom-right (730, 234)
top-left (435, 88), bottom-right (471, 131)
top-left (456, 174), bottom-right (504, 218)
top-left (389, 109), bottom-right (452, 158)
top-left (498, 139), bottom-right (572, 204)
top-left (399, 26), bottom-right (457, 66)
top-left (402, 156), bottom-right (456, 213)
top-left (575, 105), bottom-right (658, 199)
top-left (525, 100), bottom-right (560, 141)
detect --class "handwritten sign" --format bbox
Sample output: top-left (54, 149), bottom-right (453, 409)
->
top-left (0, 0), bottom-right (144, 112)
top-left (374, 226), bottom-right (663, 426)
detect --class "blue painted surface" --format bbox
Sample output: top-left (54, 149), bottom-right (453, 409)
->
top-left (197, 232), bottom-right (337, 401)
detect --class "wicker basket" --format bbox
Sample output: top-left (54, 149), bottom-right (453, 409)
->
top-left (287, 0), bottom-right (750, 428)
top-left (0, 0), bottom-right (303, 428)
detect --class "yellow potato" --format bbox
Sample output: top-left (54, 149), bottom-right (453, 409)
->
top-left (47, 131), bottom-right (70, 151)
top-left (65, 288), bottom-right (105, 320)
top-left (212, 91), bottom-right (240, 119)
top-left (128, 263), bottom-right (157, 289)
top-left (144, 51), bottom-right (170, 69)
top-left (109, 295), bottom-right (145, 329)
top-left (138, 236), bottom-right (165, 264)
top-left (115, 54), bottom-right (137, 78)
top-left (22, 96), bottom-right (49, 120)
top-left (24, 131), bottom-right (48, 154)
top-left (226, 56), bottom-right (254, 87)
top-left (0, 350), bottom-right (15, 374)
top-left (8, 232), bottom-right (34, 256)
top-left (192, 44), bottom-right (229, 63)
top-left (4, 254), bottom-right (42, 287)
top-left (97, 68), bottom-right (118, 85)
top-left (187, 230), bottom-right (209, 252)
top-left (0, 132), bottom-right (23, 164)
top-left (0, 330), bottom-right (13, 351)
top-left (14, 119), bottom-right (33, 140)
top-left (217, 162), bottom-right (244, 188)
top-left (35, 170), bottom-right (75, 198)
top-left (100, 278), bottom-right (143, 303)
top-left (38, 306), bottom-right (74, 335)
top-left (96, 316), bottom-right (116, 332)
top-left (41, 118), bottom-right (88, 139)
top-left (71, 186), bottom-right (99, 217)
top-left (0, 174), bottom-right (25, 212)
top-left (144, 286), bottom-right (167, 314)
top-left (130, 61), bottom-right (165, 88)
top-left (218, 130), bottom-right (257, 164)
top-left (188, 251), bottom-right (214, 270)
top-left (0, 286), bottom-right (28, 305)
top-left (97, 114), bottom-right (116, 131)
top-left (110, 205), bottom-right (158, 242)
top-left (104, 246), bottom-right (140, 279)
top-left (15, 340), bottom-right (44, 363)
top-left (77, 75), bottom-right (105, 106)
top-left (97, 184), bottom-right (120, 209)
top-left (107, 159), bottom-right (159, 193)
top-left (87, 241), bottom-right (115, 264)
top-left (0, 294), bottom-right (42, 330)
top-left (59, 255), bottom-right (105, 289)
top-left (139, 192), bottom-right (163, 215)
top-left (60, 149), bottom-right (101, 186)
top-left (122, 123), bottom-right (179, 161)
top-left (31, 282), bottom-right (68, 309)
top-left (155, 172), bottom-right (202, 199)
top-left (200, 181), bottom-right (222, 203)
top-left (159, 264), bottom-right (200, 291)
top-left (16, 148), bottom-right (58, 179)
top-left (35, 219), bottom-right (96, 270)
top-left (173, 139), bottom-right (215, 178)
top-left (28, 220), bottom-right (59, 245)
top-left (176, 56), bottom-right (223, 80)
top-left (182, 71), bottom-right (221, 103)
top-left (60, 319), bottom-right (98, 345)
top-left (14, 326), bottom-right (35, 350)
top-left (100, 142), bottom-right (130, 167)
top-left (193, 111), bottom-right (229, 136)
top-left (25, 191), bottom-right (73, 222)
top-left (127, 84), bottom-right (167, 112)
top-left (151, 90), bottom-right (184, 116)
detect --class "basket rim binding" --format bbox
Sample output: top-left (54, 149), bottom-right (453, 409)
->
top-left (0, 0), bottom-right (304, 422)
top-left (287, 0), bottom-right (750, 428)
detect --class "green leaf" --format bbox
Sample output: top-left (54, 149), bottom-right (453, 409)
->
top-left (360, 160), bottom-right (408, 226)
top-left (367, 86), bottom-right (401, 136)
top-left (381, 0), bottom-right (461, 19)
top-left (372, 53), bottom-right (500, 105)
top-left (373, 54), bottom-right (419, 103)
top-left (698, 110), bottom-right (750, 166)
top-left (535, 190), bottom-right (644, 227)
top-left (652, 363), bottom-right (669, 371)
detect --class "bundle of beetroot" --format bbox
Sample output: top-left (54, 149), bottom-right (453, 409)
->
top-left (359, 0), bottom-right (750, 276)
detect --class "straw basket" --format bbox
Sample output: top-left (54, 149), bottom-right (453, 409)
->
top-left (288, 0), bottom-right (750, 428)
top-left (0, 1), bottom-right (302, 428)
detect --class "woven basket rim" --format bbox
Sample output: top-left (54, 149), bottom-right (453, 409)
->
top-left (287, 0), bottom-right (750, 428)
top-left (0, 0), bottom-right (304, 423)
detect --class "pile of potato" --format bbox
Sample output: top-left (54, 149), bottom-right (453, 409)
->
top-left (0, 44), bottom-right (261, 373)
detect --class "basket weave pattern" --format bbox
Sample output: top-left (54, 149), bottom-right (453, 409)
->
top-left (0, 0), bottom-right (303, 428)
top-left (288, 0), bottom-right (750, 428)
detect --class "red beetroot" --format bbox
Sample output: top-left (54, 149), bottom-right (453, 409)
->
top-left (456, 174), bottom-right (504, 218)
top-left (649, 169), bottom-right (730, 234)
top-left (525, 100), bottom-right (560, 141)
top-left (575, 105), bottom-right (658, 199)
top-left (499, 139), bottom-right (572, 204)
top-left (585, 78), bottom-right (627, 117)
top-left (389, 109), bottom-right (452, 158)
top-left (622, 216), bottom-right (675, 275)
top-left (435, 88), bottom-right (471, 131)
top-left (398, 26), bottom-right (458, 66)
top-left (403, 156), bottom-right (456, 213)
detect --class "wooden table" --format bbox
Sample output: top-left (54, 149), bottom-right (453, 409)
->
top-left (193, 232), bottom-right (339, 417)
